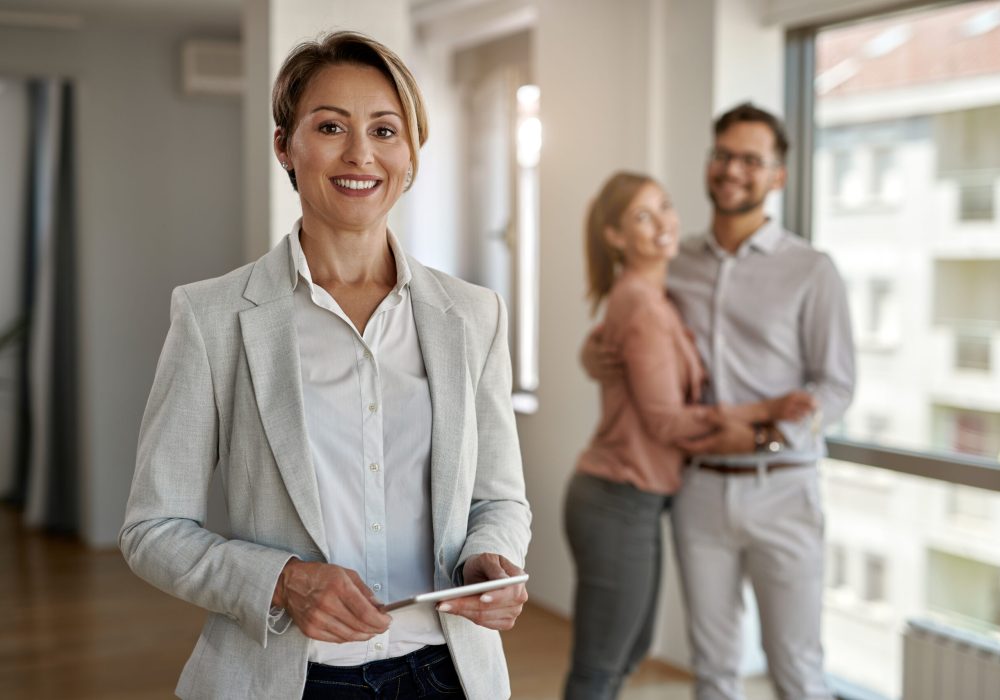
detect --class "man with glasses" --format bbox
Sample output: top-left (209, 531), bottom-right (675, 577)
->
top-left (583, 103), bottom-right (855, 699)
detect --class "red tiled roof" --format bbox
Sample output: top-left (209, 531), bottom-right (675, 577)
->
top-left (816, 1), bottom-right (1000, 97)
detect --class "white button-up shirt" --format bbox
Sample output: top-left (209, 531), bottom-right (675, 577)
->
top-left (668, 219), bottom-right (856, 465)
top-left (290, 222), bottom-right (445, 665)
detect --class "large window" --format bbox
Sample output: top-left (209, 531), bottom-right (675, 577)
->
top-left (787, 2), bottom-right (1000, 697)
top-left (453, 31), bottom-right (540, 412)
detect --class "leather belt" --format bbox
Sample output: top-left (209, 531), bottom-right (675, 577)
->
top-left (697, 461), bottom-right (810, 476)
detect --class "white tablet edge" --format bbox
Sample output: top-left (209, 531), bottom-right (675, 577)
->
top-left (379, 573), bottom-right (529, 613)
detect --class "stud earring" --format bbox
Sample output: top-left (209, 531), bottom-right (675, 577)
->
top-left (281, 161), bottom-right (290, 170)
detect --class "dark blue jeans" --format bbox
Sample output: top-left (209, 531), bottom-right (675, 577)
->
top-left (303, 645), bottom-right (465, 699)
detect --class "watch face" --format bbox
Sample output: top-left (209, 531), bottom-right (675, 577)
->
top-left (767, 440), bottom-right (782, 453)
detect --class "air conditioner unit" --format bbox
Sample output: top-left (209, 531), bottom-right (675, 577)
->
top-left (181, 40), bottom-right (243, 96)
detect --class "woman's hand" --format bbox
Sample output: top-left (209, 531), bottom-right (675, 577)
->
top-left (272, 560), bottom-right (391, 643)
top-left (715, 390), bottom-right (816, 425)
top-left (437, 554), bottom-right (528, 631)
top-left (766, 390), bottom-right (816, 422)
top-left (580, 324), bottom-right (623, 382)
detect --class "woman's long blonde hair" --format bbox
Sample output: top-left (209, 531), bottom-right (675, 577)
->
top-left (585, 171), bottom-right (657, 316)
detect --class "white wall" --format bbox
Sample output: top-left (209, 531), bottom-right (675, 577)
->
top-left (242, 0), bottom-right (413, 256)
top-left (0, 13), bottom-right (244, 546)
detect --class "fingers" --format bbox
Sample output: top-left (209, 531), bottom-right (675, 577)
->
top-left (497, 555), bottom-right (525, 577)
top-left (474, 553), bottom-right (506, 580)
top-left (438, 582), bottom-right (528, 631)
top-left (780, 392), bottom-right (818, 421)
top-left (340, 580), bottom-right (392, 632)
top-left (283, 563), bottom-right (391, 643)
top-left (448, 554), bottom-right (528, 630)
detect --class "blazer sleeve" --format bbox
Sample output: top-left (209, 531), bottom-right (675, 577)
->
top-left (455, 292), bottom-right (532, 581)
top-left (119, 287), bottom-right (294, 648)
top-left (620, 302), bottom-right (711, 444)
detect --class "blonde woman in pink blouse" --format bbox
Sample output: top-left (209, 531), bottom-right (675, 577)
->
top-left (563, 172), bottom-right (811, 699)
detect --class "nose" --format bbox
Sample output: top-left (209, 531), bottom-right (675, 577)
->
top-left (654, 211), bottom-right (670, 233)
top-left (342, 130), bottom-right (373, 166)
top-left (721, 154), bottom-right (744, 177)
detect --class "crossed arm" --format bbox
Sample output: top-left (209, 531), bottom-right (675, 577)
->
top-left (580, 324), bottom-right (814, 455)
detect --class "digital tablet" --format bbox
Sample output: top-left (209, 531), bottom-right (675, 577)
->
top-left (378, 574), bottom-right (529, 613)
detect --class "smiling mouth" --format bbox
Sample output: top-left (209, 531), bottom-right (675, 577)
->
top-left (714, 177), bottom-right (746, 189)
top-left (332, 178), bottom-right (380, 191)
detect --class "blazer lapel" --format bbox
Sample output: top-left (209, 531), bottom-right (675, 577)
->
top-left (408, 259), bottom-right (467, 553)
top-left (239, 238), bottom-right (328, 557)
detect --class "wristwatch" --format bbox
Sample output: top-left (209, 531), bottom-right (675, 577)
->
top-left (753, 423), bottom-right (783, 453)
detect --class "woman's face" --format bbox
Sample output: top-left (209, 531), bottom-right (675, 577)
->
top-left (606, 182), bottom-right (680, 266)
top-left (275, 63), bottom-right (412, 233)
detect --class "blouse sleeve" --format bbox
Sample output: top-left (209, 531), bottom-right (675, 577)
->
top-left (619, 300), bottom-right (710, 445)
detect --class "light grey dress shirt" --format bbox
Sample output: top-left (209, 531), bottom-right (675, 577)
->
top-left (289, 223), bottom-right (445, 665)
top-left (668, 219), bottom-right (856, 465)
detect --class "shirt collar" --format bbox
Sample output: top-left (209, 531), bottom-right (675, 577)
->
top-left (288, 218), bottom-right (412, 297)
top-left (702, 217), bottom-right (782, 259)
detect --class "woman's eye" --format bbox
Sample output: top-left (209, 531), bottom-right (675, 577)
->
top-left (373, 126), bottom-right (397, 138)
top-left (635, 211), bottom-right (650, 222)
top-left (319, 123), bottom-right (343, 135)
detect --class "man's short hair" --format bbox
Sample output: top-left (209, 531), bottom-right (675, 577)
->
top-left (713, 102), bottom-right (789, 163)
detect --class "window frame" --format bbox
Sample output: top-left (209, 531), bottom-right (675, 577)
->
top-left (783, 14), bottom-right (1000, 495)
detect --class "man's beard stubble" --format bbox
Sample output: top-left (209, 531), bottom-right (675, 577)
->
top-left (707, 180), bottom-right (768, 216)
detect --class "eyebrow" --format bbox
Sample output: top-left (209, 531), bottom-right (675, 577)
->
top-left (309, 105), bottom-right (403, 120)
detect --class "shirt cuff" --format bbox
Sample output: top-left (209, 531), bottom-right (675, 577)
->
top-left (775, 415), bottom-right (817, 452)
top-left (267, 605), bottom-right (293, 635)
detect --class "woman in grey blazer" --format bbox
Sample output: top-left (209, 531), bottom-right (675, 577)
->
top-left (119, 31), bottom-right (531, 700)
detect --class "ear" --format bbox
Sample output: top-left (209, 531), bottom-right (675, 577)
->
top-left (273, 127), bottom-right (290, 167)
top-left (770, 163), bottom-right (787, 192)
top-left (603, 224), bottom-right (626, 253)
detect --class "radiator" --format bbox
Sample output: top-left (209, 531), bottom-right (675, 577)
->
top-left (902, 619), bottom-right (1000, 700)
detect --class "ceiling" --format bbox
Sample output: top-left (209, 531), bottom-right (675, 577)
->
top-left (0, 0), bottom-right (241, 26)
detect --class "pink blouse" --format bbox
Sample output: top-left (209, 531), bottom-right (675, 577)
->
top-left (576, 271), bottom-right (707, 495)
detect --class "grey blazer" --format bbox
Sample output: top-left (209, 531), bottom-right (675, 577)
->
top-left (119, 235), bottom-right (532, 699)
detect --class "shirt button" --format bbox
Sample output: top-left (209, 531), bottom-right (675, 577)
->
top-left (372, 583), bottom-right (382, 592)
top-left (374, 642), bottom-right (384, 651)
top-left (368, 403), bottom-right (377, 413)
top-left (364, 350), bottom-right (373, 360)
top-left (369, 463), bottom-right (380, 472)
top-left (371, 522), bottom-right (382, 533)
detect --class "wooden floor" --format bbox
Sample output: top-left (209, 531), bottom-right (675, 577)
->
top-left (0, 507), bottom-right (687, 699)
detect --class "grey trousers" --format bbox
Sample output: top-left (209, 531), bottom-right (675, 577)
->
top-left (672, 465), bottom-right (833, 700)
top-left (563, 472), bottom-right (673, 700)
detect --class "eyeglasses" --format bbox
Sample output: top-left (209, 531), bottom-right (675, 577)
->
top-left (707, 148), bottom-right (778, 171)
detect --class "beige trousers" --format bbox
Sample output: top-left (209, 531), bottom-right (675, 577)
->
top-left (672, 465), bottom-right (834, 700)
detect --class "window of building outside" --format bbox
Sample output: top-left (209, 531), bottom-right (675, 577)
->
top-left (828, 543), bottom-right (849, 589)
top-left (863, 553), bottom-right (887, 603)
top-left (790, 2), bottom-right (1000, 697)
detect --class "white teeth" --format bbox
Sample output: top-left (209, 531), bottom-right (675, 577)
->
top-left (333, 178), bottom-right (378, 190)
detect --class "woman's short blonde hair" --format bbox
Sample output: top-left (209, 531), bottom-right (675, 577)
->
top-left (585, 171), bottom-right (657, 316)
top-left (271, 31), bottom-right (428, 191)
